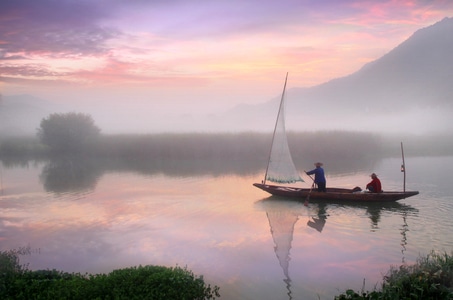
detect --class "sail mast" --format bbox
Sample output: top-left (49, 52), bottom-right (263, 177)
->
top-left (264, 73), bottom-right (289, 184)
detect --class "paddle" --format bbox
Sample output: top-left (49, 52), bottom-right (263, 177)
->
top-left (304, 172), bottom-right (315, 206)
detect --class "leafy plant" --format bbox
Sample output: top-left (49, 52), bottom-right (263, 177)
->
top-left (0, 250), bottom-right (220, 300)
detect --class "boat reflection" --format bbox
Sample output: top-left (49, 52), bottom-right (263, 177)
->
top-left (255, 197), bottom-right (418, 299)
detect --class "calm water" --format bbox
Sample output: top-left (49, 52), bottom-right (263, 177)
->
top-left (1, 156), bottom-right (452, 299)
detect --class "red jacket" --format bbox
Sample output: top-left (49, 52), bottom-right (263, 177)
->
top-left (366, 178), bottom-right (382, 193)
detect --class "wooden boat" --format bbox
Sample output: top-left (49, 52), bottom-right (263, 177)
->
top-left (253, 73), bottom-right (419, 202)
top-left (253, 183), bottom-right (419, 202)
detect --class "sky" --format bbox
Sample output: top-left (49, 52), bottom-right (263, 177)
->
top-left (1, 0), bottom-right (453, 131)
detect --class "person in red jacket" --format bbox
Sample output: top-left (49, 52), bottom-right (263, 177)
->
top-left (366, 173), bottom-right (382, 193)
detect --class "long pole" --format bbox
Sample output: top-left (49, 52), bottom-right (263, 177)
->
top-left (401, 142), bottom-right (406, 193)
top-left (304, 172), bottom-right (315, 206)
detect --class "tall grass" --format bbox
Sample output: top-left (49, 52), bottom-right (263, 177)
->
top-left (0, 136), bottom-right (47, 157)
top-left (93, 132), bottom-right (271, 160)
top-left (335, 251), bottom-right (453, 299)
top-left (1, 131), bottom-right (453, 161)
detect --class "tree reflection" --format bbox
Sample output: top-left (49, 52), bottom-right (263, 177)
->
top-left (39, 156), bottom-right (102, 194)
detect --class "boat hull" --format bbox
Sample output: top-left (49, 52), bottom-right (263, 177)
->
top-left (253, 183), bottom-right (419, 202)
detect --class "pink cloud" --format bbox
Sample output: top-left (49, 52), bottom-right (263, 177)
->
top-left (2, 0), bottom-right (452, 110)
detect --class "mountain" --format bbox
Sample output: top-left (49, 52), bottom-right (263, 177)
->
top-left (223, 17), bottom-right (453, 133)
top-left (297, 17), bottom-right (453, 109)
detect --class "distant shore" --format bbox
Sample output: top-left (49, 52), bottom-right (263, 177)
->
top-left (1, 131), bottom-right (452, 160)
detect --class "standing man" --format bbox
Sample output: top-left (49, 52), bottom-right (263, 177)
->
top-left (306, 162), bottom-right (326, 192)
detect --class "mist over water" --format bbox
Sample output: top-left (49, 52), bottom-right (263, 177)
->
top-left (1, 91), bottom-right (452, 136)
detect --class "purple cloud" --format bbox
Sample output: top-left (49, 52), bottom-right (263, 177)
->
top-left (0, 64), bottom-right (65, 77)
top-left (0, 0), bottom-right (120, 57)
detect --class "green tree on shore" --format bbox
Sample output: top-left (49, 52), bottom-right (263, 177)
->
top-left (37, 113), bottom-right (101, 153)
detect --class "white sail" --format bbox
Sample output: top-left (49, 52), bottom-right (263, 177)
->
top-left (265, 74), bottom-right (304, 184)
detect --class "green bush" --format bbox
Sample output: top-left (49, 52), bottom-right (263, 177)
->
top-left (0, 248), bottom-right (30, 299)
top-left (335, 251), bottom-right (453, 299)
top-left (0, 250), bottom-right (220, 300)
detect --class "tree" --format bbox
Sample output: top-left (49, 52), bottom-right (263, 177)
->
top-left (37, 112), bottom-right (101, 153)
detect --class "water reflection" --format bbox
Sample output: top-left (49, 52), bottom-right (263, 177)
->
top-left (257, 199), bottom-right (304, 300)
top-left (39, 156), bottom-right (102, 194)
top-left (255, 197), bottom-right (418, 299)
top-left (2, 152), bottom-right (384, 191)
top-left (400, 210), bottom-right (409, 263)
top-left (307, 203), bottom-right (328, 233)
top-left (1, 154), bottom-right (449, 300)
top-left (2, 156), bottom-right (267, 195)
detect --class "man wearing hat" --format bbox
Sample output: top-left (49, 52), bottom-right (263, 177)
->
top-left (306, 162), bottom-right (326, 192)
top-left (366, 173), bottom-right (382, 193)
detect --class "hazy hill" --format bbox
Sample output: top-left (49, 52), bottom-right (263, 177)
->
top-left (222, 17), bottom-right (453, 134)
top-left (295, 17), bottom-right (453, 110)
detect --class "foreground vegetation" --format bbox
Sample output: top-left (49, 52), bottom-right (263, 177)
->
top-left (2, 249), bottom-right (452, 299)
top-left (335, 251), bottom-right (453, 299)
top-left (0, 249), bottom-right (220, 300)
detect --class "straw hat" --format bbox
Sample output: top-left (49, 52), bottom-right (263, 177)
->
top-left (314, 162), bottom-right (323, 167)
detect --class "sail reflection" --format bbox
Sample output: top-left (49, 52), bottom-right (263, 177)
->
top-left (257, 199), bottom-right (304, 300)
top-left (255, 197), bottom-right (418, 299)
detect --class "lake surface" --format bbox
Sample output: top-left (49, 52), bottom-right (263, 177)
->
top-left (1, 155), bottom-right (452, 299)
